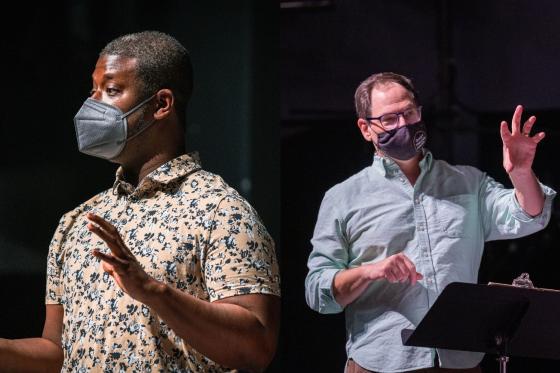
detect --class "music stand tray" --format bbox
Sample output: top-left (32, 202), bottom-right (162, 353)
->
top-left (402, 282), bottom-right (560, 372)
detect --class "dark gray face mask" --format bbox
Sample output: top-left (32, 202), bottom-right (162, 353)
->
top-left (73, 95), bottom-right (155, 160)
top-left (375, 121), bottom-right (427, 161)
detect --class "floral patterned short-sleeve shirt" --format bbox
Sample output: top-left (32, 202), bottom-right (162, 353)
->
top-left (45, 153), bottom-right (280, 372)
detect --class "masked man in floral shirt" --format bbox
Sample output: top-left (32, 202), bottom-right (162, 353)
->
top-left (0, 31), bottom-right (280, 373)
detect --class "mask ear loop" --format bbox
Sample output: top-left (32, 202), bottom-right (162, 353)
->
top-left (122, 94), bottom-right (156, 118)
top-left (127, 117), bottom-right (157, 142)
top-left (365, 121), bottom-right (381, 152)
top-left (122, 94), bottom-right (158, 141)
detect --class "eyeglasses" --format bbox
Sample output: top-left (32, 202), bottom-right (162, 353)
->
top-left (366, 106), bottom-right (423, 131)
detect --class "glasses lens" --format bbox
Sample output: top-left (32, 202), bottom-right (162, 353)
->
top-left (380, 114), bottom-right (398, 129)
top-left (403, 107), bottom-right (421, 123)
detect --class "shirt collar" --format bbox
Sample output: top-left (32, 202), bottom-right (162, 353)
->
top-left (112, 152), bottom-right (202, 196)
top-left (372, 149), bottom-right (433, 177)
top-left (419, 149), bottom-right (433, 171)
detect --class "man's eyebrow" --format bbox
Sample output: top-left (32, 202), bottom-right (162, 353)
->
top-left (91, 73), bottom-right (116, 82)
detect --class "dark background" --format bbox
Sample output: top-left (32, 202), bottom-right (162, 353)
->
top-left (2, 1), bottom-right (560, 372)
top-left (0, 0), bottom-right (282, 371)
top-left (281, 1), bottom-right (560, 372)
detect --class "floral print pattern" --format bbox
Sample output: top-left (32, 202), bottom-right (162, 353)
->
top-left (46, 153), bottom-right (280, 372)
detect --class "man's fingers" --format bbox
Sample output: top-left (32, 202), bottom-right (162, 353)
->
top-left (381, 254), bottom-right (424, 285)
top-left (499, 121), bottom-right (511, 142)
top-left (402, 270), bottom-right (423, 284)
top-left (400, 254), bottom-right (416, 272)
top-left (522, 116), bottom-right (536, 136)
top-left (511, 105), bottom-right (523, 134)
top-left (101, 261), bottom-right (113, 274)
top-left (87, 213), bottom-right (127, 247)
top-left (92, 249), bottom-right (129, 270)
top-left (87, 223), bottom-right (117, 246)
top-left (392, 258), bottom-right (410, 282)
top-left (87, 213), bottom-right (121, 235)
top-left (408, 271), bottom-right (418, 285)
top-left (87, 223), bottom-right (128, 258)
top-left (399, 256), bottom-right (419, 284)
top-left (86, 213), bottom-right (132, 258)
top-left (533, 131), bottom-right (546, 144)
top-left (385, 254), bottom-right (421, 284)
top-left (87, 213), bottom-right (115, 232)
top-left (384, 268), bottom-right (398, 283)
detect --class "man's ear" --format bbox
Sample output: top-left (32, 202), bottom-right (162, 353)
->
top-left (357, 118), bottom-right (377, 143)
top-left (153, 89), bottom-right (174, 120)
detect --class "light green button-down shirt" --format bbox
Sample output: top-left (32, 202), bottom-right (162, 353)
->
top-left (305, 151), bottom-right (555, 372)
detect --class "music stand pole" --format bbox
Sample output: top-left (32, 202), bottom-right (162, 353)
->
top-left (495, 334), bottom-right (510, 373)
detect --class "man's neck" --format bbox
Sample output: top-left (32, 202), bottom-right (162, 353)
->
top-left (377, 151), bottom-right (422, 185)
top-left (122, 149), bottom-right (184, 187)
top-left (394, 154), bottom-right (422, 185)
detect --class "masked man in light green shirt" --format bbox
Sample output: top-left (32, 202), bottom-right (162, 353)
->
top-left (305, 72), bottom-right (555, 373)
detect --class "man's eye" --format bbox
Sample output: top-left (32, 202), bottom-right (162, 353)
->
top-left (381, 114), bottom-right (397, 125)
top-left (106, 88), bottom-right (119, 95)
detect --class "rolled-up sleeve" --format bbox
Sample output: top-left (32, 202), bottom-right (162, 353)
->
top-left (305, 192), bottom-right (348, 314)
top-left (480, 174), bottom-right (556, 241)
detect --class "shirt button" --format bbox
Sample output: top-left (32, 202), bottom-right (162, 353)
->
top-left (426, 278), bottom-right (433, 284)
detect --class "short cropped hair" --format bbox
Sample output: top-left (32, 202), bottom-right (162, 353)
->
top-left (354, 72), bottom-right (419, 119)
top-left (101, 30), bottom-right (193, 126)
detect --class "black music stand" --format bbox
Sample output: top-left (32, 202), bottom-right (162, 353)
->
top-left (401, 282), bottom-right (560, 373)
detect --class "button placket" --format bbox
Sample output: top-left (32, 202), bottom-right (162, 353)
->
top-left (412, 186), bottom-right (439, 305)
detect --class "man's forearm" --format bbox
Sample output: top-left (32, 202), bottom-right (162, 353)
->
top-left (332, 254), bottom-right (422, 308)
top-left (333, 266), bottom-right (373, 308)
top-left (510, 169), bottom-right (545, 216)
top-left (142, 283), bottom-right (278, 373)
top-left (0, 337), bottom-right (63, 372)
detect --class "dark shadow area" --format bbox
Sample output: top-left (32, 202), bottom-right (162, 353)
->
top-left (0, 274), bottom-right (46, 339)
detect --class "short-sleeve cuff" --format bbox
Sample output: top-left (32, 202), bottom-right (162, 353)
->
top-left (45, 286), bottom-right (63, 305)
top-left (209, 282), bottom-right (281, 302)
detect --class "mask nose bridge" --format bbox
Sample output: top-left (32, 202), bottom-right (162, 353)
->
top-left (83, 98), bottom-right (123, 119)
